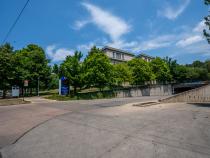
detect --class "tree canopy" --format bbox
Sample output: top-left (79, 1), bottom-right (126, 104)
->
top-left (83, 49), bottom-right (114, 90)
top-left (14, 44), bottom-right (51, 90)
top-left (0, 43), bottom-right (209, 98)
top-left (0, 43), bottom-right (15, 98)
top-left (150, 57), bottom-right (172, 82)
top-left (0, 43), bottom-right (51, 97)
top-left (60, 51), bottom-right (83, 94)
top-left (113, 63), bottom-right (131, 86)
top-left (204, 0), bottom-right (210, 43)
top-left (128, 58), bottom-right (154, 85)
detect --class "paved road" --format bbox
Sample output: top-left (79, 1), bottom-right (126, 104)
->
top-left (0, 96), bottom-right (161, 149)
top-left (1, 97), bottom-right (210, 158)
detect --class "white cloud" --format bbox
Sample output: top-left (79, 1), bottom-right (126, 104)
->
top-left (107, 20), bottom-right (208, 55)
top-left (133, 35), bottom-right (175, 51)
top-left (193, 20), bottom-right (206, 32)
top-left (74, 20), bottom-right (90, 30)
top-left (184, 43), bottom-right (210, 56)
top-left (176, 35), bottom-right (203, 47)
top-left (46, 45), bottom-right (74, 63)
top-left (79, 2), bottom-right (130, 42)
top-left (77, 42), bottom-right (95, 52)
top-left (107, 40), bottom-right (137, 50)
top-left (172, 21), bottom-right (210, 57)
top-left (107, 35), bottom-right (175, 52)
top-left (176, 21), bottom-right (206, 47)
top-left (74, 14), bottom-right (209, 58)
top-left (158, 0), bottom-right (190, 20)
top-left (77, 38), bottom-right (108, 52)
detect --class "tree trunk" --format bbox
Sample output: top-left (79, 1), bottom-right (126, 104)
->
top-left (74, 86), bottom-right (77, 95)
top-left (30, 88), bottom-right (32, 96)
top-left (2, 89), bottom-right (7, 99)
top-left (21, 87), bottom-right (23, 96)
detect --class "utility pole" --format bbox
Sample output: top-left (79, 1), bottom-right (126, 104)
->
top-left (38, 77), bottom-right (40, 96)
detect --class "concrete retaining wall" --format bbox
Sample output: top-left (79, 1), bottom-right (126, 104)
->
top-left (77, 85), bottom-right (172, 99)
top-left (160, 84), bottom-right (210, 103)
top-left (115, 85), bottom-right (172, 98)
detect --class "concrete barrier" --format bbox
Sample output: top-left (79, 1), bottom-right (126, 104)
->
top-left (160, 84), bottom-right (210, 103)
top-left (77, 84), bottom-right (172, 99)
top-left (115, 84), bottom-right (172, 98)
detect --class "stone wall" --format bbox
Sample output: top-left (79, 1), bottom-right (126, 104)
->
top-left (160, 84), bottom-right (210, 103)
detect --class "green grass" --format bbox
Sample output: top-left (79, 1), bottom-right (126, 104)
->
top-left (79, 87), bottom-right (112, 93)
top-left (0, 98), bottom-right (30, 106)
top-left (39, 89), bottom-right (58, 96)
top-left (45, 91), bottom-right (116, 101)
top-left (45, 94), bottom-right (76, 101)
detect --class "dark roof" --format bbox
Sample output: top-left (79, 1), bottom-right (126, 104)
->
top-left (102, 46), bottom-right (135, 56)
top-left (137, 53), bottom-right (155, 59)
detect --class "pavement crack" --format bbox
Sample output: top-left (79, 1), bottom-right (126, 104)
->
top-left (97, 135), bottom-right (131, 158)
top-left (57, 116), bottom-right (210, 156)
top-left (1, 110), bottom-right (72, 149)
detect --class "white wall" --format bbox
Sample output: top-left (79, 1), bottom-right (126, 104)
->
top-left (103, 49), bottom-right (134, 61)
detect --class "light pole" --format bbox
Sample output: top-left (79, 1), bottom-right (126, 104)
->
top-left (38, 77), bottom-right (40, 96)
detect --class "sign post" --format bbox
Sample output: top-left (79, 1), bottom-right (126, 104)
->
top-left (59, 77), bottom-right (69, 95)
top-left (37, 77), bottom-right (40, 96)
top-left (23, 80), bottom-right (29, 101)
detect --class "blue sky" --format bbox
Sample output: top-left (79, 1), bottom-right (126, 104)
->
top-left (0, 0), bottom-right (209, 64)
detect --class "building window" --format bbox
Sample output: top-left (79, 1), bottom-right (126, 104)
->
top-left (113, 52), bottom-right (116, 58)
top-left (116, 53), bottom-right (121, 59)
top-left (122, 54), bottom-right (124, 60)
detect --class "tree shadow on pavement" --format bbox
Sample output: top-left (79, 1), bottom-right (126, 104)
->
top-left (188, 103), bottom-right (210, 108)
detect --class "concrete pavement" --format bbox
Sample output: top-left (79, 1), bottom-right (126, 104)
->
top-left (1, 97), bottom-right (210, 158)
top-left (0, 96), bottom-right (161, 149)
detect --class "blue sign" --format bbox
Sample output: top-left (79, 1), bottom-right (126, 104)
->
top-left (60, 77), bottom-right (69, 95)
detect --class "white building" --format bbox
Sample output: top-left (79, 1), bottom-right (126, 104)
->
top-left (137, 53), bottom-right (155, 62)
top-left (102, 46), bottom-right (154, 64)
top-left (102, 46), bottom-right (135, 64)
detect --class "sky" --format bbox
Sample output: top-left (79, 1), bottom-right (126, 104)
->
top-left (0, 0), bottom-right (210, 64)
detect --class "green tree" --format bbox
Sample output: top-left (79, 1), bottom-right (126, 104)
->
top-left (164, 56), bottom-right (178, 80)
top-left (204, 0), bottom-right (210, 43)
top-left (52, 64), bottom-right (59, 75)
top-left (205, 60), bottom-right (210, 80)
top-left (189, 60), bottom-right (205, 68)
top-left (193, 67), bottom-right (208, 81)
top-left (88, 46), bottom-right (101, 56)
top-left (186, 67), bottom-right (200, 81)
top-left (113, 63), bottom-right (131, 86)
top-left (150, 57), bottom-right (172, 82)
top-left (205, 60), bottom-right (210, 72)
top-left (128, 58), bottom-right (154, 85)
top-left (173, 65), bottom-right (188, 82)
top-left (14, 44), bottom-right (51, 94)
top-left (60, 51), bottom-right (83, 94)
top-left (0, 43), bottom-right (15, 98)
top-left (83, 48), bottom-right (114, 90)
top-left (47, 73), bottom-right (59, 89)
top-left (173, 66), bottom-right (208, 82)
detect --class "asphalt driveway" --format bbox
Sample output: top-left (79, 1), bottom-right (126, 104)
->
top-left (0, 97), bottom-right (210, 158)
